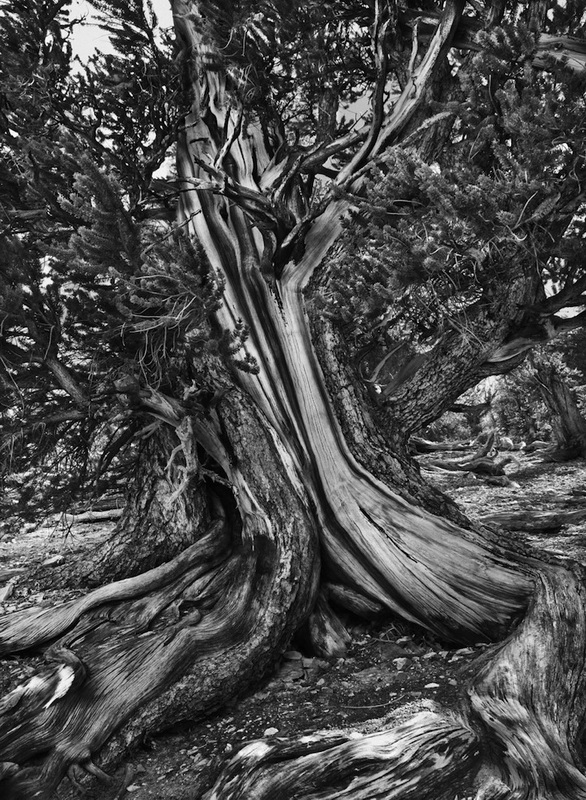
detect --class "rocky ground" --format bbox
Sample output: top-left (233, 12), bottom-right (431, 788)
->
top-left (0, 449), bottom-right (584, 799)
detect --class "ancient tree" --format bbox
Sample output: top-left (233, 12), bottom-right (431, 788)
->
top-left (2, 1), bottom-right (586, 797)
top-left (529, 351), bottom-right (586, 459)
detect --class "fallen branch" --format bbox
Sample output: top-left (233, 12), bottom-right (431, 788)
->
top-left (410, 436), bottom-right (472, 453)
top-left (480, 508), bottom-right (586, 533)
top-left (61, 509), bottom-right (124, 525)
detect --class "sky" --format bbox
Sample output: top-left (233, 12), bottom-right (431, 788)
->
top-left (69, 0), bottom-right (174, 60)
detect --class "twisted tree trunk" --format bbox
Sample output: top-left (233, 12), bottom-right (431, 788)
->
top-left (0, 390), bottom-right (320, 797)
top-left (57, 422), bottom-right (210, 588)
top-left (0, 3), bottom-right (585, 799)
top-left (532, 356), bottom-right (586, 460)
top-left (201, 562), bottom-right (586, 800)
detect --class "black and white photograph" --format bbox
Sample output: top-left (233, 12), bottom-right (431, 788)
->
top-left (1, 2), bottom-right (586, 798)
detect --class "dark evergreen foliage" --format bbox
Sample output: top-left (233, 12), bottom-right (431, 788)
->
top-left (0, 0), bottom-right (223, 523)
top-left (320, 19), bottom-right (586, 382)
top-left (2, 0), bottom-right (586, 522)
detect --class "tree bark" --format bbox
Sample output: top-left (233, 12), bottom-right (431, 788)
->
top-left (203, 562), bottom-right (586, 800)
top-left (531, 357), bottom-right (586, 460)
top-left (0, 389), bottom-right (320, 797)
top-left (60, 422), bottom-right (210, 587)
top-left (1, 2), bottom-right (585, 798)
top-left (169, 0), bottom-right (536, 652)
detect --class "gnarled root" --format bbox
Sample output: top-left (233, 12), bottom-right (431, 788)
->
top-left (203, 710), bottom-right (480, 799)
top-left (469, 563), bottom-right (586, 799)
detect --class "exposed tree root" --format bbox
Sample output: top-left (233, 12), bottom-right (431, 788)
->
top-left (480, 509), bottom-right (586, 533)
top-left (411, 436), bottom-right (472, 453)
top-left (0, 522), bottom-right (228, 656)
top-left (0, 396), bottom-right (320, 797)
top-left (468, 563), bottom-right (586, 799)
top-left (198, 561), bottom-right (586, 800)
top-left (202, 710), bottom-right (480, 799)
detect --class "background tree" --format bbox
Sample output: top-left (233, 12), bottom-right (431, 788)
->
top-left (2, 1), bottom-right (586, 798)
top-left (528, 348), bottom-right (586, 459)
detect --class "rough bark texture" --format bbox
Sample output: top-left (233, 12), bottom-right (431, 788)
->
top-left (468, 564), bottom-right (586, 799)
top-left (0, 389), bottom-right (320, 797)
top-left (203, 711), bottom-right (481, 800)
top-left (71, 423), bottom-right (210, 587)
top-left (0, 2), bottom-right (585, 798)
top-left (532, 359), bottom-right (586, 460)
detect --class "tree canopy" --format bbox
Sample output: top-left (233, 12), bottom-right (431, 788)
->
top-left (1, 0), bottom-right (586, 519)
top-left (2, 1), bottom-right (586, 526)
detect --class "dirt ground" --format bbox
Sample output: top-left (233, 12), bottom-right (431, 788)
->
top-left (0, 449), bottom-right (585, 799)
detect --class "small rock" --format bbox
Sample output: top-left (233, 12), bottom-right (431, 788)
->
top-left (355, 666), bottom-right (387, 682)
top-left (375, 642), bottom-right (409, 661)
top-left (264, 727), bottom-right (279, 736)
top-left (424, 682), bottom-right (440, 689)
top-left (422, 651), bottom-right (436, 660)
top-left (448, 678), bottom-right (458, 686)
top-left (280, 665), bottom-right (304, 682)
top-left (392, 657), bottom-right (409, 671)
top-left (0, 580), bottom-right (16, 603)
top-left (126, 786), bottom-right (141, 792)
top-left (42, 554), bottom-right (65, 567)
top-left (316, 678), bottom-right (325, 686)
top-left (454, 647), bottom-right (474, 656)
top-left (283, 650), bottom-right (302, 661)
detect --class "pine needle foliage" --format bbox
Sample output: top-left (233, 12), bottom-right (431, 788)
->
top-left (182, 0), bottom-right (377, 142)
top-left (320, 20), bottom-right (586, 372)
top-left (0, 0), bottom-right (236, 525)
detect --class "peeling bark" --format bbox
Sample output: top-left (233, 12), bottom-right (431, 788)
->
top-left (468, 564), bottom-right (586, 799)
top-left (203, 710), bottom-right (481, 800)
top-left (1, 2), bottom-right (586, 798)
top-left (531, 359), bottom-right (586, 460)
top-left (0, 390), bottom-right (320, 797)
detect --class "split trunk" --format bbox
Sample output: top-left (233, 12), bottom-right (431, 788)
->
top-left (0, 3), bottom-right (585, 799)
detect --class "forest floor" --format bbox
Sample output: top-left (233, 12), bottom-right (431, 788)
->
top-left (0, 448), bottom-right (585, 799)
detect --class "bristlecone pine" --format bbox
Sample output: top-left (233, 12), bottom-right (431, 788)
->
top-left (2, 1), bottom-right (586, 798)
